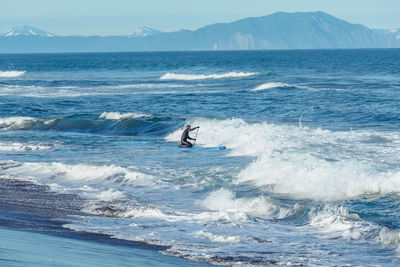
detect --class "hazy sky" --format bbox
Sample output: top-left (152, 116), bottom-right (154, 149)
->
top-left (1, 0), bottom-right (399, 36)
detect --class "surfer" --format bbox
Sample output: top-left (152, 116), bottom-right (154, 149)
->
top-left (180, 125), bottom-right (199, 147)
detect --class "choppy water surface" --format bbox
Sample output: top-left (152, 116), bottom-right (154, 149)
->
top-left (1, 50), bottom-right (400, 266)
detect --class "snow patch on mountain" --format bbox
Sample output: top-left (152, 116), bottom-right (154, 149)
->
top-left (126, 27), bottom-right (161, 38)
top-left (2, 26), bottom-right (55, 37)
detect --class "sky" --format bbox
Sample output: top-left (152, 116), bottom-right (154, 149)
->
top-left (1, 0), bottom-right (400, 36)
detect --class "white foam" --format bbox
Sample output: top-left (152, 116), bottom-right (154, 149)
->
top-left (201, 188), bottom-right (293, 219)
top-left (122, 207), bottom-right (183, 221)
top-left (166, 117), bottom-right (400, 200)
top-left (308, 205), bottom-right (376, 240)
top-left (252, 82), bottom-right (321, 91)
top-left (305, 204), bottom-right (400, 257)
top-left (99, 112), bottom-right (152, 120)
top-left (0, 161), bottom-right (153, 190)
top-left (166, 118), bottom-right (256, 156)
top-left (166, 117), bottom-right (297, 157)
top-left (253, 82), bottom-right (293, 91)
top-left (160, 72), bottom-right (258, 80)
top-left (82, 193), bottom-right (255, 223)
top-left (195, 230), bottom-right (240, 243)
top-left (193, 210), bottom-right (251, 223)
top-left (105, 204), bottom-right (251, 223)
top-left (96, 189), bottom-right (127, 201)
top-left (237, 154), bottom-right (400, 201)
top-left (0, 141), bottom-right (52, 152)
top-left (0, 116), bottom-right (40, 130)
top-left (0, 71), bottom-right (26, 78)
top-left (378, 228), bottom-right (400, 254)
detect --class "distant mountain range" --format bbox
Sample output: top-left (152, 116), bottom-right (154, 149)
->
top-left (1, 11), bottom-right (399, 53)
top-left (2, 25), bottom-right (55, 37)
top-left (0, 25), bottom-right (161, 38)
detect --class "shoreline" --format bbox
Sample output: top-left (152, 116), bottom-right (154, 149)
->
top-left (0, 226), bottom-right (210, 267)
top-left (0, 178), bottom-right (211, 266)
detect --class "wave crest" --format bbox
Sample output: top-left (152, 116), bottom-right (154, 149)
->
top-left (0, 115), bottom-right (173, 136)
top-left (308, 205), bottom-right (376, 240)
top-left (0, 71), bottom-right (26, 78)
top-left (253, 82), bottom-right (293, 90)
top-left (202, 188), bottom-right (295, 219)
top-left (252, 82), bottom-right (321, 91)
top-left (0, 141), bottom-right (52, 152)
top-left (166, 117), bottom-right (400, 200)
top-left (160, 72), bottom-right (258, 80)
top-left (99, 112), bottom-right (153, 120)
top-left (0, 116), bottom-right (41, 130)
top-left (0, 160), bottom-right (153, 188)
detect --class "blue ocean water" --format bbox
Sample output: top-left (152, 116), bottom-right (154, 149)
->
top-left (1, 49), bottom-right (400, 266)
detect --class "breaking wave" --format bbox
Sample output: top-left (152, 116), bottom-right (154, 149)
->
top-left (0, 116), bottom-right (41, 130)
top-left (160, 72), bottom-right (259, 80)
top-left (0, 160), bottom-right (154, 192)
top-left (252, 82), bottom-right (321, 91)
top-left (0, 70), bottom-right (26, 78)
top-left (99, 112), bottom-right (153, 120)
top-left (0, 141), bottom-right (52, 152)
top-left (307, 205), bottom-right (378, 240)
top-left (201, 188), bottom-right (295, 219)
top-left (166, 117), bottom-right (400, 201)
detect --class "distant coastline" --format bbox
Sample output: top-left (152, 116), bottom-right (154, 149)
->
top-left (1, 11), bottom-right (399, 53)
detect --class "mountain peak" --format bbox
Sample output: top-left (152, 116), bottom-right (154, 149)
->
top-left (126, 26), bottom-right (161, 38)
top-left (0, 12), bottom-right (399, 53)
top-left (2, 26), bottom-right (55, 37)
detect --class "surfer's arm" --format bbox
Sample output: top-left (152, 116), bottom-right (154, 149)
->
top-left (187, 136), bottom-right (196, 140)
top-left (190, 126), bottom-right (200, 131)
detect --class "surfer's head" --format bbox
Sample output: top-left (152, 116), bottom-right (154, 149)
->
top-left (186, 125), bottom-right (191, 129)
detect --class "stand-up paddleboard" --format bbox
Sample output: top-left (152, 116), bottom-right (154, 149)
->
top-left (160, 146), bottom-right (226, 150)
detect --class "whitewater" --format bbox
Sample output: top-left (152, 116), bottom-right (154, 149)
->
top-left (0, 70), bottom-right (26, 77)
top-left (1, 50), bottom-right (400, 266)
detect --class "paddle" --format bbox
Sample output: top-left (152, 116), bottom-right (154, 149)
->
top-left (193, 127), bottom-right (199, 146)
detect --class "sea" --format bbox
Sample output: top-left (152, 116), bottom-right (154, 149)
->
top-left (1, 49), bottom-right (400, 266)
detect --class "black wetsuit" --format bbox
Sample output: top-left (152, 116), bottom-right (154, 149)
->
top-left (180, 127), bottom-right (198, 147)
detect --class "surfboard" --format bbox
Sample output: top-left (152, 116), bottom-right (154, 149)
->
top-left (160, 146), bottom-right (226, 150)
